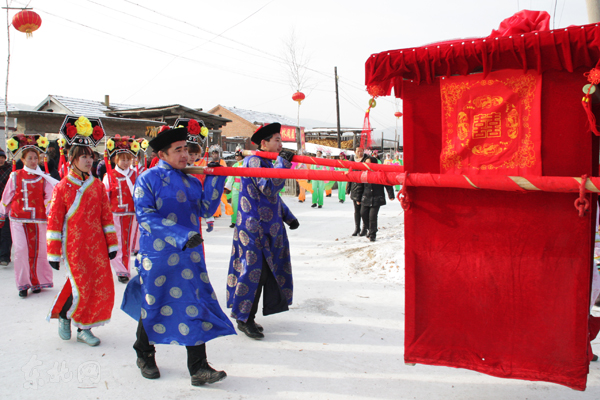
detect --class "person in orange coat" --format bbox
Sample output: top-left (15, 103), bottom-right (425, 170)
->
top-left (46, 116), bottom-right (118, 347)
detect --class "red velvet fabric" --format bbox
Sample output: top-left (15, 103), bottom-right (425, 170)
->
top-left (403, 69), bottom-right (598, 390)
top-left (489, 10), bottom-right (550, 38)
top-left (365, 24), bottom-right (600, 98)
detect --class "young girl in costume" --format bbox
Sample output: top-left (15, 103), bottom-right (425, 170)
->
top-left (130, 138), bottom-right (150, 256)
top-left (47, 115), bottom-right (118, 347)
top-left (0, 135), bottom-right (57, 298)
top-left (103, 136), bottom-right (140, 283)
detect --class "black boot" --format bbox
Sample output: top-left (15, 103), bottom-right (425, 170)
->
top-left (191, 359), bottom-right (227, 386)
top-left (369, 234), bottom-right (376, 242)
top-left (137, 352), bottom-right (160, 379)
top-left (19, 289), bottom-right (27, 298)
top-left (352, 226), bottom-right (360, 236)
top-left (237, 320), bottom-right (264, 339)
top-left (311, 203), bottom-right (317, 208)
top-left (359, 227), bottom-right (368, 237)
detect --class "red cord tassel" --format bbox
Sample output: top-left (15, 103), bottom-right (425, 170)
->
top-left (360, 98), bottom-right (376, 149)
top-left (11, 159), bottom-right (15, 173)
top-left (582, 94), bottom-right (600, 136)
top-left (44, 154), bottom-right (49, 174)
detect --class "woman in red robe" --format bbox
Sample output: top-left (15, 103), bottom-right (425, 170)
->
top-left (46, 115), bottom-right (118, 347)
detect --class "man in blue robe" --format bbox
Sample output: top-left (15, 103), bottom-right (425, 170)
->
top-left (227, 123), bottom-right (298, 339)
top-left (132, 126), bottom-right (235, 386)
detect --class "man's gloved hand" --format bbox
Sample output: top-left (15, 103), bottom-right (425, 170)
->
top-left (288, 219), bottom-right (300, 230)
top-left (279, 150), bottom-right (295, 163)
top-left (207, 161), bottom-right (221, 168)
top-left (224, 188), bottom-right (231, 195)
top-left (185, 233), bottom-right (204, 249)
top-left (50, 261), bottom-right (60, 271)
top-left (108, 251), bottom-right (117, 260)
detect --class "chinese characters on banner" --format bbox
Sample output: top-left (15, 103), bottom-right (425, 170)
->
top-left (280, 125), bottom-right (305, 146)
top-left (440, 69), bottom-right (542, 176)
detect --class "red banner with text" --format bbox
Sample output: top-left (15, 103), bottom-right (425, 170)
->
top-left (280, 125), bottom-right (305, 143)
top-left (440, 69), bottom-right (542, 176)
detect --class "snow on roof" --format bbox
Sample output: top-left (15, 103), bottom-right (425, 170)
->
top-left (283, 141), bottom-right (354, 156)
top-left (0, 99), bottom-right (19, 112)
top-left (223, 106), bottom-right (297, 127)
top-left (37, 95), bottom-right (142, 118)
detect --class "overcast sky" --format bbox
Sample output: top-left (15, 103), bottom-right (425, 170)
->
top-left (0, 0), bottom-right (591, 136)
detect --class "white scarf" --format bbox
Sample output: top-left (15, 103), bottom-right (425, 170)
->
top-left (115, 166), bottom-right (134, 195)
top-left (23, 165), bottom-right (59, 187)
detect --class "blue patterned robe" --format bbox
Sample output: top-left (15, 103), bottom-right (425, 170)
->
top-left (227, 155), bottom-right (295, 322)
top-left (133, 160), bottom-right (235, 346)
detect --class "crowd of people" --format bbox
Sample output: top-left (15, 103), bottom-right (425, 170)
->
top-left (0, 116), bottom-right (401, 387)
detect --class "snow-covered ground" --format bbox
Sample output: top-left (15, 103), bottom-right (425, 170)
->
top-left (2, 191), bottom-right (600, 399)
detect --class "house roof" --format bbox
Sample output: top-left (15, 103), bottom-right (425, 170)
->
top-left (35, 95), bottom-right (137, 118)
top-left (0, 99), bottom-right (19, 112)
top-left (106, 104), bottom-right (231, 129)
top-left (222, 106), bottom-right (298, 127)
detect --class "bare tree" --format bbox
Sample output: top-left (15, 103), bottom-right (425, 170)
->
top-left (282, 28), bottom-right (311, 93)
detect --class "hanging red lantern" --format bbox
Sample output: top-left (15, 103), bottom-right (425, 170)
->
top-left (394, 111), bottom-right (403, 118)
top-left (292, 91), bottom-right (305, 105)
top-left (12, 10), bottom-right (42, 38)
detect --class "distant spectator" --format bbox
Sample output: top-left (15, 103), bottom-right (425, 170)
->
top-left (346, 146), bottom-right (368, 236)
top-left (359, 156), bottom-right (394, 242)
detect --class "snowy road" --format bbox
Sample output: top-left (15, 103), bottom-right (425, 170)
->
top-left (2, 191), bottom-right (600, 399)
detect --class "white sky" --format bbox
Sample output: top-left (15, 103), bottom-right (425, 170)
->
top-left (0, 0), bottom-right (591, 136)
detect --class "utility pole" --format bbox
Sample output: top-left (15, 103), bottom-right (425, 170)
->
top-left (587, 0), bottom-right (600, 23)
top-left (334, 66), bottom-right (341, 149)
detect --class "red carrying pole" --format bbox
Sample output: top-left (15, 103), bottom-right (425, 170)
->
top-left (184, 165), bottom-right (600, 194)
top-left (242, 150), bottom-right (404, 173)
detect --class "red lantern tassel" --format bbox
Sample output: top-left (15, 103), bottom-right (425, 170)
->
top-left (582, 94), bottom-right (600, 136)
top-left (361, 102), bottom-right (374, 149)
top-left (44, 154), bottom-right (49, 174)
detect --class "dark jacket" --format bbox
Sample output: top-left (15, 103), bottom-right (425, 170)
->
top-left (359, 155), bottom-right (394, 207)
top-left (346, 154), bottom-right (368, 202)
top-left (346, 181), bottom-right (364, 202)
top-left (360, 183), bottom-right (395, 207)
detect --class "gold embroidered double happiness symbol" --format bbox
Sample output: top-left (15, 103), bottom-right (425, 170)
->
top-left (440, 70), bottom-right (541, 174)
top-left (472, 112), bottom-right (501, 139)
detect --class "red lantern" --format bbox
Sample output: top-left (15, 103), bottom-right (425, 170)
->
top-left (12, 10), bottom-right (42, 38)
top-left (292, 91), bottom-right (305, 105)
top-left (394, 111), bottom-right (403, 118)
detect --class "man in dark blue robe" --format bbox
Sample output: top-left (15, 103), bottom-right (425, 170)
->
top-left (227, 123), bottom-right (299, 339)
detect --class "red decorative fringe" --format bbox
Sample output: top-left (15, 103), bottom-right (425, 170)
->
top-left (360, 109), bottom-right (373, 149)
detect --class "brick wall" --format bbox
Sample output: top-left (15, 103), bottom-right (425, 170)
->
top-left (207, 105), bottom-right (258, 139)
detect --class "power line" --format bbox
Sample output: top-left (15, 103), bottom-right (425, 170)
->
top-left (14, 1), bottom-right (292, 88)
